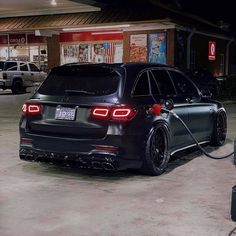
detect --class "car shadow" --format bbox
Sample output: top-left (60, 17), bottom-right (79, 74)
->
top-left (166, 138), bottom-right (233, 173)
top-left (22, 162), bottom-right (144, 183)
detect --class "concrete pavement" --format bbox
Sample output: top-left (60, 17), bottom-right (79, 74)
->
top-left (0, 89), bottom-right (236, 236)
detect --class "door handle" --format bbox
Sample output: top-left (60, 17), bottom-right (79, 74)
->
top-left (21, 73), bottom-right (24, 76)
top-left (31, 73), bottom-right (34, 76)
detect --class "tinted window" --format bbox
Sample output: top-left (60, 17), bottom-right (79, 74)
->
top-left (5, 62), bottom-right (17, 71)
top-left (0, 62), bottom-right (4, 70)
top-left (169, 70), bottom-right (198, 96)
top-left (38, 66), bottom-right (120, 96)
top-left (133, 72), bottom-right (150, 96)
top-left (150, 73), bottom-right (160, 95)
top-left (20, 63), bottom-right (29, 71)
top-left (29, 63), bottom-right (40, 72)
top-left (151, 70), bottom-right (176, 95)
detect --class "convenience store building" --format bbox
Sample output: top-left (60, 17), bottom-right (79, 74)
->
top-left (0, 3), bottom-right (235, 75)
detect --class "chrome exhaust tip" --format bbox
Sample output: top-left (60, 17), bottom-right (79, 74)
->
top-left (91, 161), bottom-right (103, 170)
top-left (102, 162), bottom-right (115, 171)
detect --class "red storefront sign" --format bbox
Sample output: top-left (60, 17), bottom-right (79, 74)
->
top-left (9, 34), bottom-right (27, 44)
top-left (208, 41), bottom-right (216, 61)
top-left (27, 34), bottom-right (47, 44)
top-left (0, 35), bottom-right (8, 44)
top-left (0, 34), bottom-right (47, 45)
top-left (60, 31), bottom-right (123, 43)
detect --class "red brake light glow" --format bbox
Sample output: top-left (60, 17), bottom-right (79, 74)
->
top-left (22, 103), bottom-right (42, 116)
top-left (91, 106), bottom-right (136, 122)
top-left (91, 107), bottom-right (109, 119)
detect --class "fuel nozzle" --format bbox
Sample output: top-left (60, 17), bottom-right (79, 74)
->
top-left (150, 99), bottom-right (174, 116)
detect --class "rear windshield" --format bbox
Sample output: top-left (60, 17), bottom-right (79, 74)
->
top-left (0, 62), bottom-right (4, 70)
top-left (38, 65), bottom-right (120, 96)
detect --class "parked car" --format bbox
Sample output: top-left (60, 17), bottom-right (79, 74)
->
top-left (0, 61), bottom-right (47, 94)
top-left (19, 63), bottom-right (227, 175)
top-left (185, 69), bottom-right (219, 98)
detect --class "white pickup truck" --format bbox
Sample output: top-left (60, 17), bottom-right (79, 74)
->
top-left (0, 61), bottom-right (47, 94)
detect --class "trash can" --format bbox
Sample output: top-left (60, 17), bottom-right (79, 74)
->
top-left (231, 185), bottom-right (236, 221)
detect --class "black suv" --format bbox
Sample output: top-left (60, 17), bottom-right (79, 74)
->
top-left (19, 63), bottom-right (227, 175)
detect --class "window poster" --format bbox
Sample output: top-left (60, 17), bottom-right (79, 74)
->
top-left (129, 34), bottom-right (147, 62)
top-left (148, 33), bottom-right (167, 64)
top-left (61, 44), bottom-right (79, 64)
top-left (61, 41), bottom-right (123, 65)
top-left (92, 44), bottom-right (104, 63)
top-left (78, 44), bottom-right (91, 63)
top-left (114, 43), bottom-right (123, 63)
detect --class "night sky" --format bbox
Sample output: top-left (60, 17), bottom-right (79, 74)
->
top-left (179, 0), bottom-right (235, 26)
top-left (91, 0), bottom-right (236, 32)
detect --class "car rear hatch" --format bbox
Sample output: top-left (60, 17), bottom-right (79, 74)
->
top-left (26, 64), bottom-right (124, 139)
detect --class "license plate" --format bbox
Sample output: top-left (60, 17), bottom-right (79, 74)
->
top-left (55, 107), bottom-right (76, 121)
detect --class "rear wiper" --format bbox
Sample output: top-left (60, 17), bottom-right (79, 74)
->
top-left (64, 90), bottom-right (95, 95)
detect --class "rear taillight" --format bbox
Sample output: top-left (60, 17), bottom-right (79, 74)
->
top-left (22, 103), bottom-right (42, 116)
top-left (91, 107), bottom-right (110, 120)
top-left (91, 106), bottom-right (136, 122)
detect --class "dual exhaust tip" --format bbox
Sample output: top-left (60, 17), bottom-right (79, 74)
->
top-left (91, 161), bottom-right (115, 171)
top-left (20, 153), bottom-right (116, 171)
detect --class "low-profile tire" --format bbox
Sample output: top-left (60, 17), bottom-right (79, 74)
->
top-left (141, 123), bottom-right (170, 176)
top-left (210, 110), bottom-right (227, 146)
top-left (11, 80), bottom-right (24, 94)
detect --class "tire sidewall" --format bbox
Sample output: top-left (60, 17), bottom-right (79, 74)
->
top-left (211, 109), bottom-right (227, 146)
top-left (12, 80), bottom-right (23, 94)
top-left (143, 122), bottom-right (170, 175)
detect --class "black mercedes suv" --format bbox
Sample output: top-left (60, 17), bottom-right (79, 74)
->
top-left (19, 63), bottom-right (227, 175)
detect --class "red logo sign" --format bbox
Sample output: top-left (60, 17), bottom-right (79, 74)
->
top-left (209, 41), bottom-right (216, 61)
top-left (9, 34), bottom-right (26, 45)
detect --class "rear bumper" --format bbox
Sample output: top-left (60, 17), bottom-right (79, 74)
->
top-left (19, 146), bottom-right (142, 170)
top-left (19, 131), bottom-right (144, 170)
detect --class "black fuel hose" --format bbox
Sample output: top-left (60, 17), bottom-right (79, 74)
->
top-left (162, 108), bottom-right (234, 160)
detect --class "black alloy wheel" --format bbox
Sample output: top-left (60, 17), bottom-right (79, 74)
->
top-left (142, 124), bottom-right (170, 176)
top-left (211, 111), bottom-right (227, 146)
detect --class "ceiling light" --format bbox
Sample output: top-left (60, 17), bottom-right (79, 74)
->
top-left (91, 31), bottom-right (123, 35)
top-left (51, 0), bottom-right (57, 6)
top-left (62, 24), bottom-right (131, 32)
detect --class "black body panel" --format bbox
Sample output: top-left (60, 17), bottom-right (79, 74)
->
top-left (19, 63), bottom-right (224, 171)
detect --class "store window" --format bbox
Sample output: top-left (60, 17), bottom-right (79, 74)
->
top-left (60, 31), bottom-right (124, 65)
top-left (9, 46), bottom-right (29, 61)
top-left (0, 34), bottom-right (47, 71)
top-left (29, 45), bottom-right (47, 71)
top-left (61, 42), bottom-right (123, 65)
top-left (0, 47), bottom-right (8, 61)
